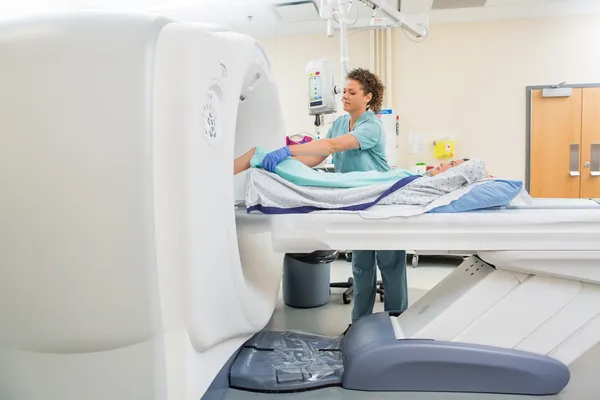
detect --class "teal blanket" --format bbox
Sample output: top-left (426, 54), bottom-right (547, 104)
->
top-left (250, 146), bottom-right (415, 188)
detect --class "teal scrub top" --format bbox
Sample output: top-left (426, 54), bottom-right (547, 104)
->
top-left (326, 110), bottom-right (391, 173)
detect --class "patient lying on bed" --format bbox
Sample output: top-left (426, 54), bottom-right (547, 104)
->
top-left (234, 146), bottom-right (482, 188)
top-left (236, 146), bottom-right (512, 214)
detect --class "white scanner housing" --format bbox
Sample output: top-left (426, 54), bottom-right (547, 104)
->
top-left (4, 10), bottom-right (600, 400)
top-left (0, 12), bottom-right (285, 400)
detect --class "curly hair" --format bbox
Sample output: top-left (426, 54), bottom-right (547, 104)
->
top-left (346, 68), bottom-right (385, 114)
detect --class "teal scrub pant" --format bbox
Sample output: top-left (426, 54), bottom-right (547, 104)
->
top-left (351, 250), bottom-right (408, 323)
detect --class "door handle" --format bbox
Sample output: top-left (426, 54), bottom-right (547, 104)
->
top-left (570, 144), bottom-right (580, 176)
top-left (590, 144), bottom-right (600, 177)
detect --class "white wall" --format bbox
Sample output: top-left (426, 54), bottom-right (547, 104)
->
top-left (258, 31), bottom-right (371, 140)
top-left (258, 14), bottom-right (600, 180)
top-left (392, 14), bottom-right (600, 180)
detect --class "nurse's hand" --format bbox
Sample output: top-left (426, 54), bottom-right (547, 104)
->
top-left (263, 146), bottom-right (291, 172)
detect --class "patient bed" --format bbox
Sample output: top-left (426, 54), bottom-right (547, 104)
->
top-left (1, 12), bottom-right (599, 400)
top-left (258, 199), bottom-right (600, 252)
top-left (220, 199), bottom-right (600, 396)
top-left (238, 198), bottom-right (600, 363)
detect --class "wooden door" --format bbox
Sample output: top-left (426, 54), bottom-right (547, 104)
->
top-left (581, 87), bottom-right (600, 198)
top-left (530, 88), bottom-right (582, 198)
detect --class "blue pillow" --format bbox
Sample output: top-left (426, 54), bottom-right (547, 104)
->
top-left (429, 179), bottom-right (523, 213)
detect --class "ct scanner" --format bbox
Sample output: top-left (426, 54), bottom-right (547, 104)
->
top-left (1, 11), bottom-right (600, 400)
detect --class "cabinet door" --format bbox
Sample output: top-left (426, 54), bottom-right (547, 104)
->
top-left (581, 87), bottom-right (600, 198)
top-left (530, 88), bottom-right (582, 198)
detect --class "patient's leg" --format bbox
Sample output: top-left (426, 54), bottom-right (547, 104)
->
top-left (234, 147), bottom-right (257, 175)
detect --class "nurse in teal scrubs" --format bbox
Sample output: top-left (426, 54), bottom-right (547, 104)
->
top-left (261, 68), bottom-right (408, 326)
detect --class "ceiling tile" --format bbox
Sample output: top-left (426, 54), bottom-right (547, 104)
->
top-left (528, 0), bottom-right (600, 17)
top-left (485, 0), bottom-right (537, 6)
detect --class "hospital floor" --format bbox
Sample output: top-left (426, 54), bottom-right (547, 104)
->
top-left (223, 255), bottom-right (600, 400)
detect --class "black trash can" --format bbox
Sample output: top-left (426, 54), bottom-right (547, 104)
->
top-left (282, 250), bottom-right (339, 308)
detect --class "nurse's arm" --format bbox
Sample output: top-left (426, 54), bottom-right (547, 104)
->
top-left (288, 134), bottom-right (360, 157)
top-left (234, 147), bottom-right (328, 173)
top-left (293, 155), bottom-right (329, 167)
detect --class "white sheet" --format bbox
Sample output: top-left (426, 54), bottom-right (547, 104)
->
top-left (245, 159), bottom-right (489, 215)
top-left (295, 179), bottom-right (530, 219)
top-left (360, 180), bottom-right (530, 218)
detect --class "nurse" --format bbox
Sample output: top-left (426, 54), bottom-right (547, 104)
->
top-left (262, 68), bottom-right (408, 325)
